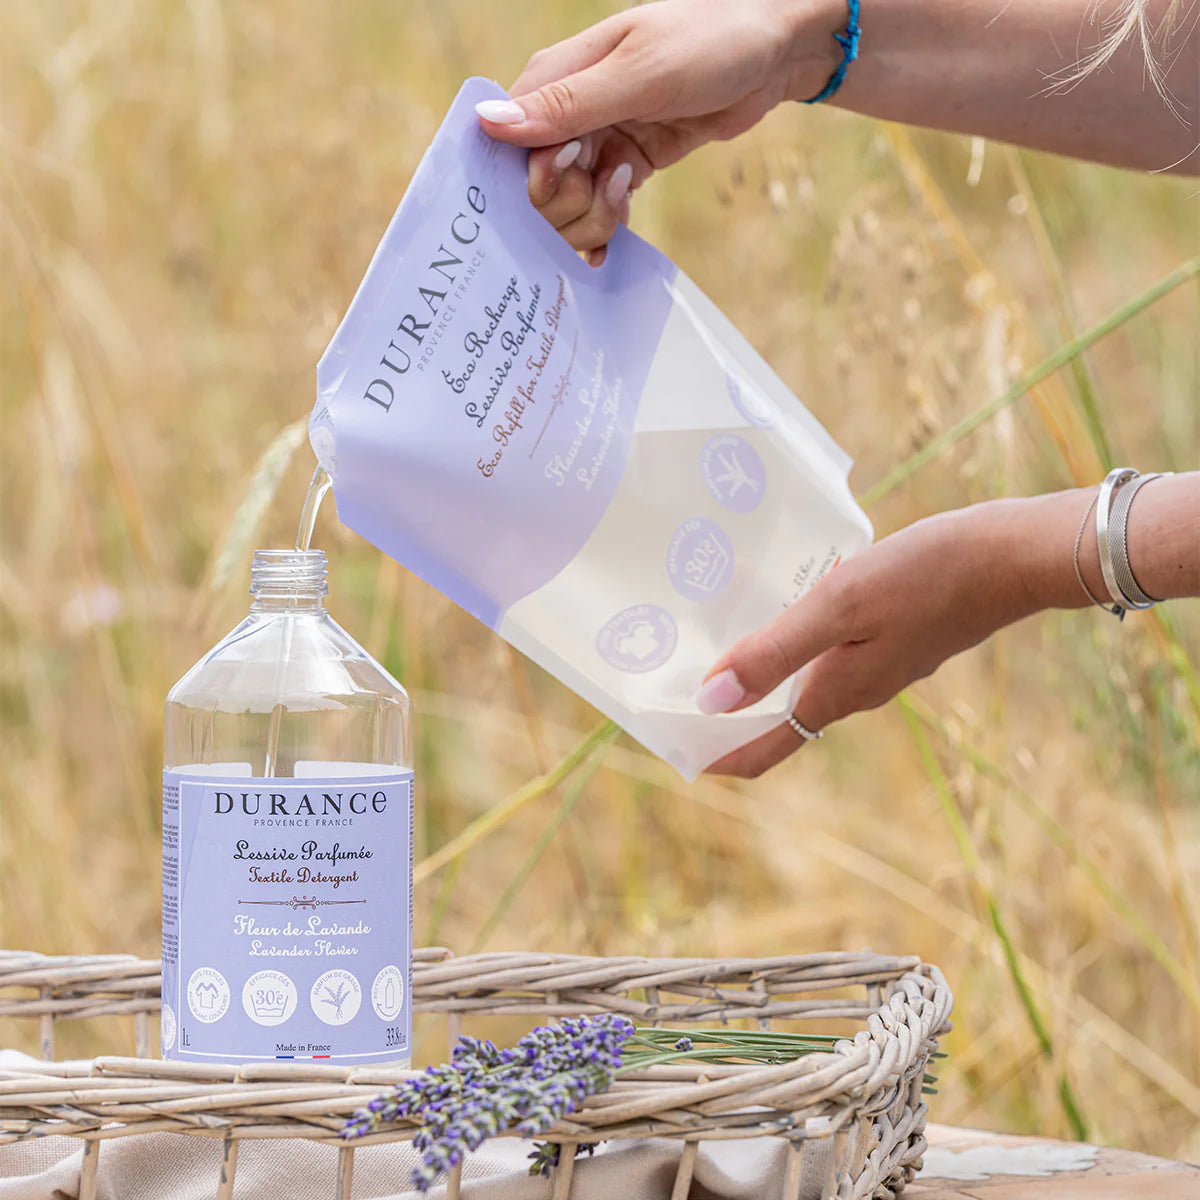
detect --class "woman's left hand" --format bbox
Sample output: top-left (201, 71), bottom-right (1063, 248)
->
top-left (478, 0), bottom-right (843, 263)
top-left (696, 496), bottom-right (1080, 777)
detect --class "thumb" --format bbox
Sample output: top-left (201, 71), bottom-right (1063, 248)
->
top-left (695, 578), bottom-right (848, 715)
top-left (476, 60), bottom-right (638, 148)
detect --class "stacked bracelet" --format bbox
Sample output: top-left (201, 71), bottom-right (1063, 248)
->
top-left (1076, 468), bottom-right (1171, 619)
top-left (1095, 468), bottom-right (1137, 614)
top-left (1108, 473), bottom-right (1167, 608)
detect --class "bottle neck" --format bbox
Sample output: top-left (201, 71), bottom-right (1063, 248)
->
top-left (250, 593), bottom-right (327, 614)
top-left (249, 550), bottom-right (328, 614)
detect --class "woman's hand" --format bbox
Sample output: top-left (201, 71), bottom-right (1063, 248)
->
top-left (697, 497), bottom-right (1073, 778)
top-left (481, 0), bottom-right (1198, 261)
top-left (699, 474), bottom-right (1199, 777)
top-left (476, 0), bottom-right (843, 262)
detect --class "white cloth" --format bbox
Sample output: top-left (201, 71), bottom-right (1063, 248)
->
top-left (0, 1134), bottom-right (789, 1199)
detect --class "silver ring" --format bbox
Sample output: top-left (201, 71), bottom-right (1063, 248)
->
top-left (786, 713), bottom-right (823, 741)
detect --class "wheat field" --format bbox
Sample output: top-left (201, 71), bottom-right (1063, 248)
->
top-left (1, 0), bottom-right (1198, 1162)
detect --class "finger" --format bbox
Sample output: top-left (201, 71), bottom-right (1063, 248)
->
top-left (590, 126), bottom-right (656, 188)
top-left (695, 571), bottom-right (850, 715)
top-left (576, 132), bottom-right (601, 170)
top-left (585, 246), bottom-right (607, 268)
top-left (477, 51), bottom-right (648, 148)
top-left (554, 162), bottom-right (631, 253)
top-left (705, 643), bottom-right (892, 778)
top-left (527, 138), bottom-right (590, 203)
top-left (704, 721), bottom-right (805, 779)
top-left (533, 164), bottom-right (596, 229)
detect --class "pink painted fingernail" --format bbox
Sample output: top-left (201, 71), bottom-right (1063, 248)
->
top-left (696, 668), bottom-right (745, 715)
top-left (553, 140), bottom-right (582, 170)
top-left (576, 135), bottom-right (595, 170)
top-left (475, 99), bottom-right (525, 125)
top-left (604, 162), bottom-right (633, 208)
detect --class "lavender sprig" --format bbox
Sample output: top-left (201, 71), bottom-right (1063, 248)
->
top-left (341, 1014), bottom-right (634, 1192)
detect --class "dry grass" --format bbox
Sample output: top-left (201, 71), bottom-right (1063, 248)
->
top-left (2, 0), bottom-right (1198, 1161)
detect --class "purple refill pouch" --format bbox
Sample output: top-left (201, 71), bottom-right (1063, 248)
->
top-left (311, 78), bottom-right (872, 780)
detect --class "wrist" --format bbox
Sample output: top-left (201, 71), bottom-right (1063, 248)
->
top-left (776, 0), bottom-right (853, 103)
top-left (959, 498), bottom-right (1056, 621)
top-left (1006, 488), bottom-right (1116, 613)
top-left (976, 493), bottom-right (1099, 616)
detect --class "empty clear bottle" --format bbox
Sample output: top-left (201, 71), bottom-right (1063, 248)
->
top-left (162, 550), bottom-right (412, 1066)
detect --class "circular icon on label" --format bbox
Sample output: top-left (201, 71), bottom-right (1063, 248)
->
top-left (161, 1003), bottom-right (177, 1051)
top-left (596, 605), bottom-right (678, 673)
top-left (242, 969), bottom-right (299, 1027)
top-left (311, 969), bottom-right (362, 1026)
top-left (726, 371), bottom-right (775, 429)
top-left (372, 965), bottom-right (406, 1022)
top-left (700, 434), bottom-right (766, 514)
top-left (187, 967), bottom-right (230, 1024)
top-left (667, 519), bottom-right (735, 601)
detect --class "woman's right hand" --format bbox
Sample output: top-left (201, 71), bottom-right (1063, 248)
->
top-left (476, 0), bottom-right (843, 261)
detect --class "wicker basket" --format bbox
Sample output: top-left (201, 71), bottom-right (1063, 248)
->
top-left (0, 948), bottom-right (951, 1200)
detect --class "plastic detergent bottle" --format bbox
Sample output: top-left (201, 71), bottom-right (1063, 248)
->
top-left (161, 547), bottom-right (413, 1066)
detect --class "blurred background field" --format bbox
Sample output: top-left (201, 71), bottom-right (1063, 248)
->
top-left (1, 0), bottom-right (1198, 1163)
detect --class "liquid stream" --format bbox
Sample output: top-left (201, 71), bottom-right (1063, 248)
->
top-left (262, 466), bottom-right (334, 776)
top-left (295, 465), bottom-right (332, 552)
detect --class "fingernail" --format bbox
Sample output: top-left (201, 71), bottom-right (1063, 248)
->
top-left (475, 99), bottom-right (525, 125)
top-left (618, 191), bottom-right (631, 225)
top-left (696, 668), bottom-right (745, 715)
top-left (604, 162), bottom-right (633, 208)
top-left (576, 135), bottom-right (595, 170)
top-left (553, 140), bottom-right (582, 170)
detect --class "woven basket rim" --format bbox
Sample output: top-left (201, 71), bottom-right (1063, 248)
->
top-left (1, 947), bottom-right (952, 1151)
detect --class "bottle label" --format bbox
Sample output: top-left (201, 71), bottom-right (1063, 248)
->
top-left (161, 769), bottom-right (413, 1065)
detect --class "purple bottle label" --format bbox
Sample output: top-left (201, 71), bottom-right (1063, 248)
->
top-left (161, 770), bottom-right (413, 1065)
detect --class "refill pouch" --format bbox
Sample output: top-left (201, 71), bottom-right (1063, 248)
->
top-left (310, 78), bottom-right (872, 780)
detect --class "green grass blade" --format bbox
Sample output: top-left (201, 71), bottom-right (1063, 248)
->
top-left (906, 693), bottom-right (1200, 1014)
top-left (1005, 148), bottom-right (1114, 470)
top-left (899, 693), bottom-right (1088, 1140)
top-left (468, 723), bottom-right (620, 953)
top-left (1154, 605), bottom-right (1200, 716)
top-left (861, 258), bottom-right (1199, 508)
top-left (414, 719), bottom-right (620, 885)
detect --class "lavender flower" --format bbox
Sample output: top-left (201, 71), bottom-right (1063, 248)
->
top-left (341, 1014), bottom-right (634, 1192)
top-left (673, 1036), bottom-right (694, 1052)
top-left (528, 1138), bottom-right (597, 1177)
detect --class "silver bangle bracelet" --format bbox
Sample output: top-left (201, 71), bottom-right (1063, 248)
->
top-left (1073, 489), bottom-right (1121, 617)
top-left (1095, 468), bottom-right (1137, 614)
top-left (1108, 471), bottom-right (1170, 609)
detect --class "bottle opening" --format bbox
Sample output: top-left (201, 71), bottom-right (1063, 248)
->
top-left (250, 549), bottom-right (328, 599)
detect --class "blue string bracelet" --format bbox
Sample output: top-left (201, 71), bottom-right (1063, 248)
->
top-left (803, 0), bottom-right (862, 104)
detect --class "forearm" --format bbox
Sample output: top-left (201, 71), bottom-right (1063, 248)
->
top-left (1011, 472), bottom-right (1200, 612)
top-left (787, 0), bottom-right (1199, 173)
